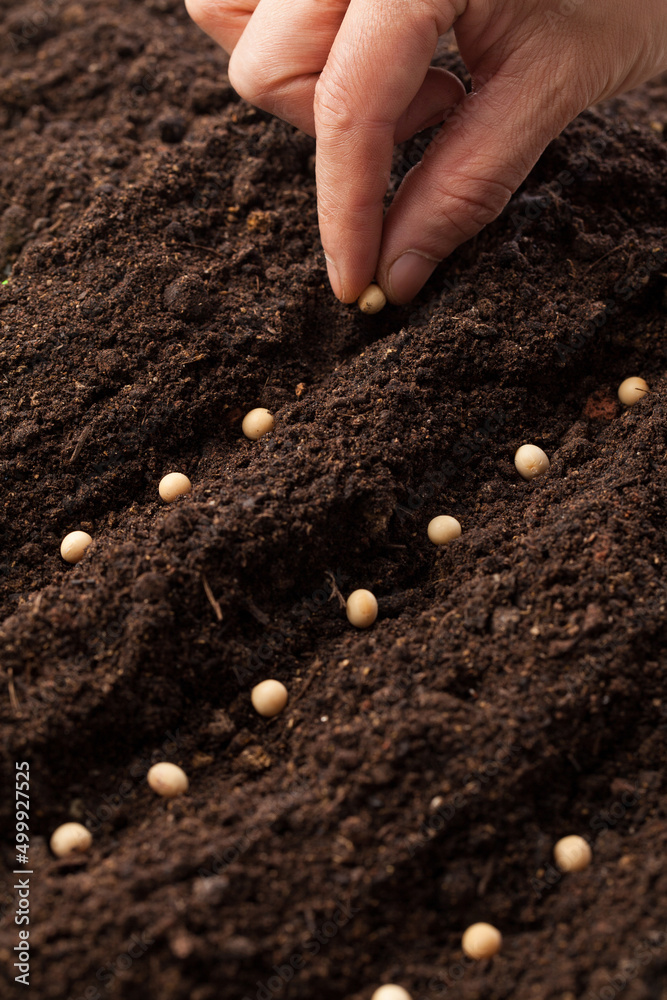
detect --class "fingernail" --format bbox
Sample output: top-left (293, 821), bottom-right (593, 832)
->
top-left (324, 253), bottom-right (343, 300)
top-left (388, 250), bottom-right (439, 304)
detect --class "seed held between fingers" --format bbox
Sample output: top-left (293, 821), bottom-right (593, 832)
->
top-left (358, 284), bottom-right (387, 314)
top-left (554, 834), bottom-right (592, 872)
top-left (251, 679), bottom-right (289, 717)
top-left (371, 987), bottom-right (412, 1000)
top-left (242, 408), bottom-right (275, 440)
top-left (60, 530), bottom-right (93, 564)
top-left (159, 472), bottom-right (192, 503)
top-left (50, 822), bottom-right (93, 858)
top-left (428, 515), bottom-right (462, 545)
top-left (346, 589), bottom-right (378, 629)
top-left (514, 444), bottom-right (550, 480)
top-left (147, 762), bottom-right (189, 798)
top-left (618, 376), bottom-right (649, 406)
top-left (462, 922), bottom-right (502, 960)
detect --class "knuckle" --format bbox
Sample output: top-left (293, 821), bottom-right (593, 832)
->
top-left (314, 61), bottom-right (388, 136)
top-left (313, 71), bottom-right (356, 132)
top-left (227, 47), bottom-right (271, 106)
top-left (227, 48), bottom-right (257, 103)
top-left (431, 173), bottom-right (514, 236)
top-left (184, 0), bottom-right (224, 31)
top-left (183, 0), bottom-right (203, 24)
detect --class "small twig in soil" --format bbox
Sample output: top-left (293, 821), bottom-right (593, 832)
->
top-left (245, 596), bottom-right (270, 626)
top-left (328, 570), bottom-right (347, 609)
top-left (584, 244), bottom-right (626, 273)
top-left (69, 424), bottom-right (92, 463)
top-left (7, 668), bottom-right (19, 714)
top-left (477, 856), bottom-right (495, 897)
top-left (202, 575), bottom-right (223, 622)
top-left (292, 657), bottom-right (322, 705)
top-left (175, 240), bottom-right (227, 261)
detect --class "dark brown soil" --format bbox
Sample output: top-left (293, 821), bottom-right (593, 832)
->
top-left (1, 3), bottom-right (666, 999)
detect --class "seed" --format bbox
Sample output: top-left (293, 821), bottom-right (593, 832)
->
top-left (371, 987), bottom-right (411, 1000)
top-left (427, 515), bottom-right (462, 545)
top-left (242, 407), bottom-right (275, 440)
top-left (50, 822), bottom-right (93, 858)
top-left (618, 376), bottom-right (649, 406)
top-left (251, 679), bottom-right (289, 717)
top-left (462, 922), bottom-right (502, 960)
top-left (358, 284), bottom-right (387, 314)
top-left (60, 530), bottom-right (93, 564)
top-left (147, 762), bottom-right (189, 798)
top-left (553, 834), bottom-right (592, 872)
top-left (514, 444), bottom-right (550, 480)
top-left (158, 472), bottom-right (192, 503)
top-left (346, 589), bottom-right (378, 628)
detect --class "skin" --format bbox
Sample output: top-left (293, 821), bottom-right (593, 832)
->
top-left (184, 0), bottom-right (667, 304)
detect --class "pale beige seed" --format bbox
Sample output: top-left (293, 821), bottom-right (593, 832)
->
top-left (346, 589), bottom-right (378, 629)
top-left (618, 376), bottom-right (649, 406)
top-left (358, 284), bottom-right (387, 314)
top-left (514, 444), bottom-right (550, 480)
top-left (60, 530), bottom-right (93, 564)
top-left (50, 822), bottom-right (93, 858)
top-left (427, 515), bottom-right (462, 546)
top-left (251, 679), bottom-right (289, 718)
top-left (462, 922), bottom-right (502, 960)
top-left (242, 407), bottom-right (275, 440)
top-left (371, 987), bottom-right (412, 1000)
top-left (158, 472), bottom-right (192, 503)
top-left (147, 762), bottom-right (189, 798)
top-left (554, 834), bottom-right (592, 872)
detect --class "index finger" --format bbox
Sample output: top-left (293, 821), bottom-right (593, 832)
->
top-left (313, 0), bottom-right (454, 302)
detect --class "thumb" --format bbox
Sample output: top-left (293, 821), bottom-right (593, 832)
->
top-left (377, 62), bottom-right (587, 303)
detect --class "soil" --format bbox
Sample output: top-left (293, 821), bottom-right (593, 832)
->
top-left (0, 2), bottom-right (666, 1000)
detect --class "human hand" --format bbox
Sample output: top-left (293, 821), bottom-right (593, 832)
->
top-left (185, 0), bottom-right (667, 304)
